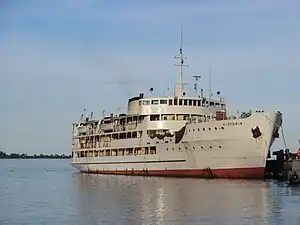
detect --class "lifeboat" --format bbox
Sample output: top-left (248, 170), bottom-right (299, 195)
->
top-left (76, 124), bottom-right (87, 134)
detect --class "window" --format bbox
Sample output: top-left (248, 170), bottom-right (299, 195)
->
top-left (143, 100), bottom-right (150, 105)
top-left (174, 98), bottom-right (178, 105)
top-left (150, 115), bottom-right (160, 121)
top-left (120, 133), bottom-right (126, 139)
top-left (177, 114), bottom-right (189, 120)
top-left (179, 99), bottom-right (183, 105)
top-left (193, 100), bottom-right (197, 106)
top-left (160, 99), bottom-right (168, 104)
top-left (132, 132), bottom-right (137, 138)
top-left (184, 99), bottom-right (187, 105)
top-left (189, 100), bottom-right (192, 106)
top-left (162, 114), bottom-right (175, 120)
top-left (150, 146), bottom-right (156, 154)
top-left (168, 99), bottom-right (173, 105)
top-left (151, 100), bottom-right (159, 105)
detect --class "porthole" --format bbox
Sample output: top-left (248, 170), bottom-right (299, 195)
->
top-left (215, 127), bottom-right (217, 130)
top-left (185, 147), bottom-right (188, 150)
top-left (219, 146), bottom-right (222, 148)
top-left (172, 148), bottom-right (175, 150)
top-left (209, 146), bottom-right (212, 149)
top-left (179, 147), bottom-right (181, 150)
top-left (198, 128), bottom-right (200, 131)
top-left (209, 128), bottom-right (211, 131)
top-left (193, 129), bottom-right (195, 132)
top-left (203, 128), bottom-right (205, 131)
top-left (221, 127), bottom-right (224, 130)
top-left (166, 148), bottom-right (168, 151)
top-left (201, 146), bottom-right (204, 149)
top-left (192, 146), bottom-right (195, 150)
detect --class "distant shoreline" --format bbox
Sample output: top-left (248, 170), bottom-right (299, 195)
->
top-left (0, 151), bottom-right (71, 159)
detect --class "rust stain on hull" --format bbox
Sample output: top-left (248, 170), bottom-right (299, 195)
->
top-left (80, 167), bottom-right (265, 179)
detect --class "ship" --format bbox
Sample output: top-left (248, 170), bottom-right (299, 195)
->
top-left (71, 32), bottom-right (283, 179)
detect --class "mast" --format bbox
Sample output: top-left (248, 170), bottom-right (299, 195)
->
top-left (174, 26), bottom-right (189, 97)
top-left (209, 67), bottom-right (212, 100)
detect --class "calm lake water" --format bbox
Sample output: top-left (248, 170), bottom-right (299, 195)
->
top-left (0, 159), bottom-right (300, 225)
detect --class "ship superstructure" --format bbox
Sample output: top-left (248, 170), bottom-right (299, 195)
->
top-left (71, 32), bottom-right (283, 179)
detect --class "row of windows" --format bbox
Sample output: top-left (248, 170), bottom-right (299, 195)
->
top-left (166, 145), bottom-right (223, 151)
top-left (186, 122), bottom-right (243, 132)
top-left (140, 98), bottom-right (226, 109)
top-left (74, 144), bottom-right (224, 158)
top-left (188, 126), bottom-right (225, 132)
top-left (150, 114), bottom-right (213, 121)
top-left (78, 131), bottom-right (142, 140)
top-left (76, 146), bottom-right (157, 158)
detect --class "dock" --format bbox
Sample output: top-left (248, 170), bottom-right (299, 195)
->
top-left (265, 149), bottom-right (300, 184)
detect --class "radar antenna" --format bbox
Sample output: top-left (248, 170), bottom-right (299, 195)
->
top-left (174, 26), bottom-right (189, 97)
top-left (193, 75), bottom-right (201, 95)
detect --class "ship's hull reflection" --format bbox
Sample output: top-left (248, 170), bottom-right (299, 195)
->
top-left (72, 173), bottom-right (298, 225)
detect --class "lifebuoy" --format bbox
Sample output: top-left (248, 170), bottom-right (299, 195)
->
top-left (290, 172), bottom-right (299, 183)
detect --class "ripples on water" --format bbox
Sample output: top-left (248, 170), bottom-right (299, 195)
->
top-left (0, 159), bottom-right (300, 225)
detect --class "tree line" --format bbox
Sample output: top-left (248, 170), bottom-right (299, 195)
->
top-left (0, 151), bottom-right (71, 159)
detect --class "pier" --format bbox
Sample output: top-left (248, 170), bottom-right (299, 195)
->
top-left (265, 149), bottom-right (300, 184)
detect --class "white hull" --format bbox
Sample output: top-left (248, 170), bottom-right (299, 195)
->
top-left (72, 111), bottom-right (282, 179)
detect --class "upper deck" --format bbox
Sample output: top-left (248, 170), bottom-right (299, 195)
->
top-left (128, 94), bottom-right (226, 115)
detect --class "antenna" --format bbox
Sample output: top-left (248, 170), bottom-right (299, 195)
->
top-left (193, 75), bottom-right (201, 95)
top-left (174, 26), bottom-right (189, 97)
top-left (101, 110), bottom-right (105, 118)
top-left (209, 68), bottom-right (212, 100)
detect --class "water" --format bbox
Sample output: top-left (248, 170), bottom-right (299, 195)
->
top-left (0, 159), bottom-right (300, 225)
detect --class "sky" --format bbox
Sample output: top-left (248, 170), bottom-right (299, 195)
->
top-left (1, 0), bottom-right (300, 154)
